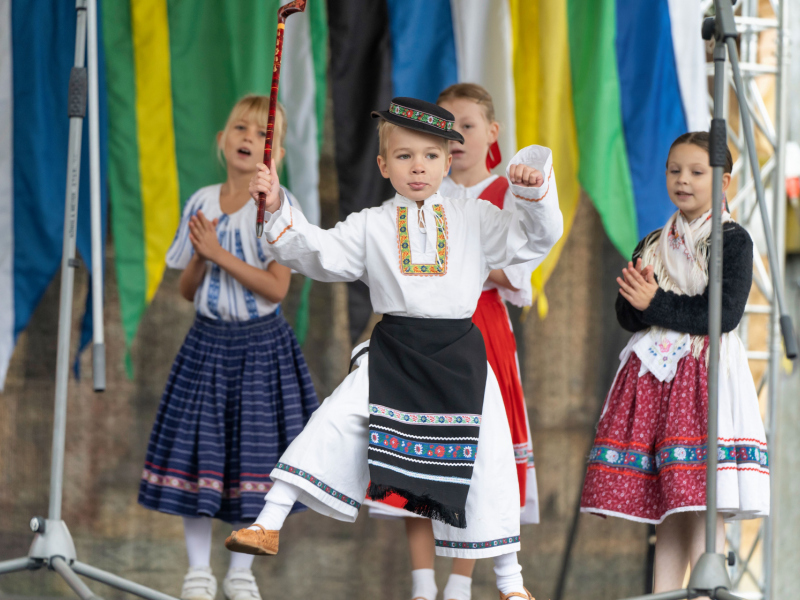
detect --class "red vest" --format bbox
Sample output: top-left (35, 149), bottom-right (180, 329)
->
top-left (479, 176), bottom-right (509, 208)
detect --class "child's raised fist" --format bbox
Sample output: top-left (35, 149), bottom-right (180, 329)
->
top-left (508, 164), bottom-right (544, 189)
top-left (249, 159), bottom-right (281, 213)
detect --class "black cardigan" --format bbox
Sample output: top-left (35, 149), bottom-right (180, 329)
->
top-left (616, 222), bottom-right (753, 335)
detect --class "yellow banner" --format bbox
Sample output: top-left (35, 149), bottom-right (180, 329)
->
top-left (510, 0), bottom-right (581, 318)
top-left (131, 0), bottom-right (180, 302)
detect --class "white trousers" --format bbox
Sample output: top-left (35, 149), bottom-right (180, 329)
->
top-left (270, 352), bottom-right (521, 559)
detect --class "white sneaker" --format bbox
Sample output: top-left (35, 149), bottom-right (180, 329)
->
top-left (181, 566), bottom-right (217, 600)
top-left (223, 568), bottom-right (262, 600)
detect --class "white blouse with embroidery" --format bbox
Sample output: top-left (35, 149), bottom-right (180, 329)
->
top-left (263, 145), bottom-right (562, 320)
top-left (166, 183), bottom-right (300, 321)
top-left (439, 174), bottom-right (535, 307)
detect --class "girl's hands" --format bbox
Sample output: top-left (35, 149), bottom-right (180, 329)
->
top-left (189, 210), bottom-right (221, 262)
top-left (618, 258), bottom-right (659, 311)
top-left (508, 164), bottom-right (545, 189)
top-left (249, 159), bottom-right (281, 213)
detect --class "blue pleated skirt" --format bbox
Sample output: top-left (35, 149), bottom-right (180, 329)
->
top-left (138, 312), bottom-right (318, 523)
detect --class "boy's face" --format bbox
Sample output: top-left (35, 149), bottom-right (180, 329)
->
top-left (377, 126), bottom-right (452, 202)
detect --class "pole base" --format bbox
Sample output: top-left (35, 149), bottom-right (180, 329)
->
top-left (686, 553), bottom-right (732, 593)
top-left (0, 516), bottom-right (180, 600)
top-left (28, 519), bottom-right (78, 562)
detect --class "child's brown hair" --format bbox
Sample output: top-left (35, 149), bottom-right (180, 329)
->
top-left (218, 94), bottom-right (287, 165)
top-left (667, 131), bottom-right (733, 174)
top-left (436, 82), bottom-right (496, 124)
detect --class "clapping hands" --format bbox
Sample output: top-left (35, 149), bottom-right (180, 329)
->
top-left (617, 258), bottom-right (659, 311)
top-left (189, 210), bottom-right (221, 262)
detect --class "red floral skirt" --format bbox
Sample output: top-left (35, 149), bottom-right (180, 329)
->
top-left (580, 350), bottom-right (710, 523)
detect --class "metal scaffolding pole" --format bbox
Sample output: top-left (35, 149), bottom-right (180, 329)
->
top-left (704, 1), bottom-right (789, 598)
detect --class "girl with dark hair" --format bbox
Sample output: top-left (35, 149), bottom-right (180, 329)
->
top-left (580, 132), bottom-right (769, 592)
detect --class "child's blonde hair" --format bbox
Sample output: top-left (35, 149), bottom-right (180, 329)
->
top-left (437, 83), bottom-right (496, 124)
top-left (218, 94), bottom-right (287, 166)
top-left (377, 120), bottom-right (449, 158)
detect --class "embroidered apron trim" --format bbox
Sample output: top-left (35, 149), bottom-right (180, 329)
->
top-left (369, 403), bottom-right (480, 426)
top-left (369, 431), bottom-right (477, 461)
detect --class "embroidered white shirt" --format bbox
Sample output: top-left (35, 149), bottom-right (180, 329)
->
top-left (439, 174), bottom-right (535, 307)
top-left (263, 145), bottom-right (562, 320)
top-left (166, 184), bottom-right (300, 321)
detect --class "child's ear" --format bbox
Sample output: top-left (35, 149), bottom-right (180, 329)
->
top-left (488, 121), bottom-right (500, 144)
top-left (278, 147), bottom-right (286, 162)
top-left (722, 172), bottom-right (732, 192)
top-left (377, 155), bottom-right (390, 179)
top-left (445, 153), bottom-right (453, 172)
top-left (216, 131), bottom-right (224, 148)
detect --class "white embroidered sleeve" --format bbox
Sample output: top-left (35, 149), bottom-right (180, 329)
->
top-left (479, 145), bottom-right (563, 272)
top-left (263, 189), bottom-right (368, 282)
top-left (166, 190), bottom-right (205, 270)
top-left (497, 188), bottom-right (534, 307)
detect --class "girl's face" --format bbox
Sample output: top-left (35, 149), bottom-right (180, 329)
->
top-left (665, 143), bottom-right (731, 221)
top-left (218, 114), bottom-right (284, 175)
top-left (438, 97), bottom-right (498, 175)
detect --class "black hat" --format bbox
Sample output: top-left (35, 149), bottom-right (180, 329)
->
top-left (371, 97), bottom-right (465, 144)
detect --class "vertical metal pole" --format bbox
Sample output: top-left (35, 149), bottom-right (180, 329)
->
top-left (49, 0), bottom-right (87, 521)
top-left (86, 0), bottom-right (105, 392)
top-left (707, 40), bottom-right (728, 553)
top-left (766, 1), bottom-right (789, 597)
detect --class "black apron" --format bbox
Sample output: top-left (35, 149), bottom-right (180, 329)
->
top-left (366, 315), bottom-right (487, 528)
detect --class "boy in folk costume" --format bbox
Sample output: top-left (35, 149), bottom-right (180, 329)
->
top-left (226, 97), bottom-right (563, 600)
top-left (367, 84), bottom-right (541, 600)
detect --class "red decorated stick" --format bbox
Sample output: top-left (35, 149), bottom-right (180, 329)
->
top-left (256, 0), bottom-right (307, 237)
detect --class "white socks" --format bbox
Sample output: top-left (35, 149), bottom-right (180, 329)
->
top-left (443, 573), bottom-right (472, 600)
top-left (493, 553), bottom-right (525, 598)
top-left (184, 516), bottom-right (213, 568)
top-left (249, 480), bottom-right (300, 532)
top-left (411, 568), bottom-right (438, 600)
top-left (408, 554), bottom-right (521, 599)
top-left (184, 516), bottom-right (255, 576)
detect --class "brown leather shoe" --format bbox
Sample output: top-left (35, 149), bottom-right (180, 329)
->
top-left (224, 524), bottom-right (279, 556)
top-left (498, 589), bottom-right (533, 600)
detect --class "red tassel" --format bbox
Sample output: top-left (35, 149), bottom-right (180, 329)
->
top-left (486, 140), bottom-right (502, 170)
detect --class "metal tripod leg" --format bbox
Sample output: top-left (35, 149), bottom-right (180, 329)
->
top-left (72, 561), bottom-right (179, 600)
top-left (51, 556), bottom-right (103, 600)
top-left (715, 589), bottom-right (746, 600)
top-left (0, 557), bottom-right (38, 575)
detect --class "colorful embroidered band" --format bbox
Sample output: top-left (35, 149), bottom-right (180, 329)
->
top-left (587, 441), bottom-right (769, 478)
top-left (435, 536), bottom-right (521, 550)
top-left (274, 462), bottom-right (361, 508)
top-left (389, 102), bottom-right (454, 131)
top-left (369, 403), bottom-right (481, 426)
top-left (370, 431), bottom-right (477, 462)
top-left (397, 205), bottom-right (448, 276)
